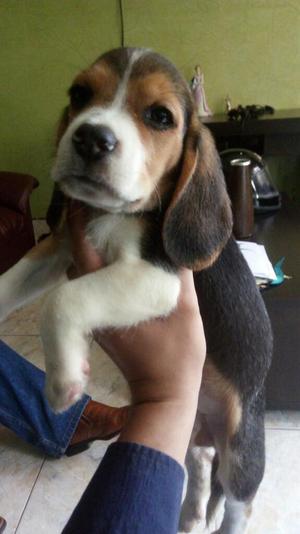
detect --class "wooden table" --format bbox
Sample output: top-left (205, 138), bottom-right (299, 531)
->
top-left (203, 108), bottom-right (300, 156)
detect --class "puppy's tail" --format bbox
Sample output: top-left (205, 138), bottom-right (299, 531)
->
top-left (206, 452), bottom-right (224, 527)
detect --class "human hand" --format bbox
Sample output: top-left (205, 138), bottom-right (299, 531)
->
top-left (68, 200), bottom-right (206, 464)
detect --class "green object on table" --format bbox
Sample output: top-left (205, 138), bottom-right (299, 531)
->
top-left (271, 257), bottom-right (286, 286)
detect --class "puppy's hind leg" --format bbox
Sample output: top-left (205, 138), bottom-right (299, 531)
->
top-left (0, 235), bottom-right (71, 322)
top-left (209, 394), bottom-right (266, 534)
top-left (206, 452), bottom-right (225, 530)
top-left (179, 415), bottom-right (215, 533)
top-left (180, 445), bottom-right (214, 532)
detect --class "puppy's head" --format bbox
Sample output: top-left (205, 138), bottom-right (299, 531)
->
top-left (53, 47), bottom-right (232, 269)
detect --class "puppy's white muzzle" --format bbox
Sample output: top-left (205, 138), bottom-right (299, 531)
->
top-left (52, 106), bottom-right (148, 211)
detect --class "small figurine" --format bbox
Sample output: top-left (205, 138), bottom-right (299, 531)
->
top-left (190, 65), bottom-right (212, 117)
top-left (225, 95), bottom-right (232, 113)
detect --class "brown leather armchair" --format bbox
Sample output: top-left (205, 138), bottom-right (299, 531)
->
top-left (0, 171), bottom-right (39, 274)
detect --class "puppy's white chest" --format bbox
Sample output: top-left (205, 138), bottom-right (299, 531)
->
top-left (86, 214), bottom-right (142, 264)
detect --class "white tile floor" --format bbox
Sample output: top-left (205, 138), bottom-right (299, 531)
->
top-left (0, 301), bottom-right (129, 534)
top-left (0, 221), bottom-right (300, 533)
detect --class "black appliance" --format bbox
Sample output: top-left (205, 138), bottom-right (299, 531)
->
top-left (220, 148), bottom-right (281, 213)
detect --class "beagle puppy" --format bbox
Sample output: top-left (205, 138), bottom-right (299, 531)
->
top-left (0, 48), bottom-right (272, 533)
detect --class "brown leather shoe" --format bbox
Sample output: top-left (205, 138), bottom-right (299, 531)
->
top-left (66, 400), bottom-right (130, 456)
top-left (0, 517), bottom-right (6, 534)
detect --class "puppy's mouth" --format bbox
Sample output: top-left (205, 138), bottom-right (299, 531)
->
top-left (76, 174), bottom-right (119, 196)
top-left (59, 174), bottom-right (142, 211)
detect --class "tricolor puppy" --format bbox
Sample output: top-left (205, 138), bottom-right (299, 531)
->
top-left (0, 48), bottom-right (272, 533)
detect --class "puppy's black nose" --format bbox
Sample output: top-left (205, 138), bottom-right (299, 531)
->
top-left (72, 124), bottom-right (118, 161)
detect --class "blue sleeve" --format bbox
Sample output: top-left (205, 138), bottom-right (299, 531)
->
top-left (62, 441), bottom-right (185, 534)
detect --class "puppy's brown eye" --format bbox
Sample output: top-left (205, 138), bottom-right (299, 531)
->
top-left (144, 105), bottom-right (174, 130)
top-left (69, 84), bottom-right (93, 110)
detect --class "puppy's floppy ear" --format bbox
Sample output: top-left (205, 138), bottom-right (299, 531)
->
top-left (46, 184), bottom-right (67, 233)
top-left (163, 116), bottom-right (232, 270)
top-left (56, 106), bottom-right (70, 147)
top-left (46, 107), bottom-right (70, 232)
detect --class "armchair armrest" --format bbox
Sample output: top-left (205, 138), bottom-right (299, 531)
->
top-left (0, 171), bottom-right (39, 215)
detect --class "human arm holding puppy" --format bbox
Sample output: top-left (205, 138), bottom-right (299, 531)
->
top-left (63, 201), bottom-right (206, 534)
top-left (68, 201), bottom-right (205, 464)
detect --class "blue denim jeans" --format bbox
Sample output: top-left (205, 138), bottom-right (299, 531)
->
top-left (0, 340), bottom-right (90, 457)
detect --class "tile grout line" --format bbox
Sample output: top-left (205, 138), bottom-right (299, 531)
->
top-left (0, 333), bottom-right (40, 337)
top-left (14, 457), bottom-right (46, 533)
top-left (265, 426), bottom-right (300, 431)
top-left (1, 335), bottom-right (40, 338)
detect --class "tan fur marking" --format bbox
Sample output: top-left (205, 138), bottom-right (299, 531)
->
top-left (128, 72), bottom-right (184, 118)
top-left (127, 73), bottom-right (184, 144)
top-left (202, 359), bottom-right (242, 439)
top-left (69, 62), bottom-right (120, 119)
top-left (126, 73), bottom-right (185, 210)
top-left (245, 503), bottom-right (253, 518)
top-left (56, 62), bottom-right (120, 143)
top-left (198, 125), bottom-right (219, 179)
top-left (192, 247), bottom-right (223, 272)
top-left (194, 416), bottom-right (215, 447)
top-left (163, 110), bottom-right (199, 220)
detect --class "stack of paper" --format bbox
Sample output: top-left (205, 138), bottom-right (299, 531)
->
top-left (237, 241), bottom-right (277, 286)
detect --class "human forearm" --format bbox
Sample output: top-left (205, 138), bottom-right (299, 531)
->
top-left (118, 394), bottom-right (200, 466)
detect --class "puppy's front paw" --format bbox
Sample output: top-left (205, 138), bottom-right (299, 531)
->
top-left (45, 364), bottom-right (89, 413)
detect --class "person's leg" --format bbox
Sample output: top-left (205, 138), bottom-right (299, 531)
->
top-left (0, 340), bottom-right (89, 458)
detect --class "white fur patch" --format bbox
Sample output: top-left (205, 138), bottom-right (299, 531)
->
top-left (215, 498), bottom-right (251, 534)
top-left (112, 48), bottom-right (149, 108)
top-left (86, 213), bottom-right (142, 263)
top-left (52, 105), bottom-right (148, 211)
